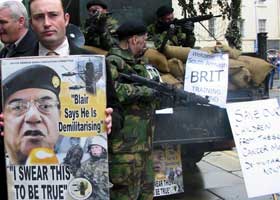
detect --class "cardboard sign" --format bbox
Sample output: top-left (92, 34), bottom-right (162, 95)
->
top-left (227, 99), bottom-right (280, 198)
top-left (1, 55), bottom-right (109, 200)
top-left (153, 144), bottom-right (184, 197)
top-left (184, 49), bottom-right (228, 107)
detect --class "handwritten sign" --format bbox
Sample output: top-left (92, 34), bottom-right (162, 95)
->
top-left (227, 99), bottom-right (280, 198)
top-left (184, 49), bottom-right (228, 107)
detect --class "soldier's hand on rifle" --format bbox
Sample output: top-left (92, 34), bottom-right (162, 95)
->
top-left (139, 86), bottom-right (159, 102)
top-left (87, 11), bottom-right (107, 34)
top-left (182, 21), bottom-right (194, 33)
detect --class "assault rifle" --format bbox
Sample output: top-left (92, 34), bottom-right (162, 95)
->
top-left (158, 14), bottom-right (222, 52)
top-left (119, 73), bottom-right (211, 106)
top-left (173, 14), bottom-right (222, 26)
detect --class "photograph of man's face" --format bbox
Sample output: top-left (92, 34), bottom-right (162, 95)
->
top-left (2, 65), bottom-right (61, 165)
top-left (4, 88), bottom-right (60, 164)
top-left (89, 145), bottom-right (103, 157)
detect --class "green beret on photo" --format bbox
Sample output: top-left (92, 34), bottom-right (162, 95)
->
top-left (156, 5), bottom-right (174, 18)
top-left (86, 0), bottom-right (108, 10)
top-left (3, 65), bottom-right (61, 103)
top-left (116, 20), bottom-right (147, 40)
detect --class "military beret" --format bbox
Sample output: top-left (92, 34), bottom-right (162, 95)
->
top-left (3, 65), bottom-right (61, 103)
top-left (156, 5), bottom-right (174, 18)
top-left (86, 0), bottom-right (108, 10)
top-left (116, 20), bottom-right (147, 40)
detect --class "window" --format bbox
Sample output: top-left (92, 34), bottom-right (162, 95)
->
top-left (208, 18), bottom-right (215, 37)
top-left (258, 19), bottom-right (266, 32)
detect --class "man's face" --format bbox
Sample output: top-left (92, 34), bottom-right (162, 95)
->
top-left (153, 149), bottom-right (166, 173)
top-left (0, 8), bottom-right (24, 44)
top-left (4, 88), bottom-right (60, 164)
top-left (129, 33), bottom-right (147, 57)
top-left (90, 145), bottom-right (103, 157)
top-left (161, 12), bottom-right (174, 23)
top-left (88, 5), bottom-right (107, 16)
top-left (29, 0), bottom-right (69, 50)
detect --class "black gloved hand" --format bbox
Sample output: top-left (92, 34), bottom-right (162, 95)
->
top-left (86, 12), bottom-right (107, 34)
top-left (137, 86), bottom-right (159, 102)
top-left (182, 21), bottom-right (194, 33)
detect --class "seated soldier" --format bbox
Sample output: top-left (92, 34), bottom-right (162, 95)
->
top-left (147, 5), bottom-right (196, 52)
top-left (84, 0), bottom-right (118, 51)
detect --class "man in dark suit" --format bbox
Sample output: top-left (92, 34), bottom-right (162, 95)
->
top-left (0, 2), bottom-right (38, 199)
top-left (0, 1), bottom-right (37, 58)
top-left (27, 0), bottom-right (123, 134)
top-left (0, 0), bottom-right (123, 198)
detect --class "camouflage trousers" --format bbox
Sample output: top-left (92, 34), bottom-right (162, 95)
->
top-left (109, 152), bottom-right (154, 200)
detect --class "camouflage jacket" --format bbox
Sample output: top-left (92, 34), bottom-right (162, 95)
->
top-left (106, 47), bottom-right (156, 153)
top-left (76, 158), bottom-right (109, 200)
top-left (84, 15), bottom-right (118, 51)
top-left (147, 20), bottom-right (196, 50)
top-left (106, 46), bottom-right (156, 111)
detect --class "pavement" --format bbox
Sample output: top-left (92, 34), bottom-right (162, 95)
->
top-left (156, 150), bottom-right (280, 200)
top-left (269, 78), bottom-right (280, 101)
top-left (155, 79), bottom-right (280, 200)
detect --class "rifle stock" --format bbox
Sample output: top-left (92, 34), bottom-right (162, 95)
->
top-left (119, 73), bottom-right (210, 105)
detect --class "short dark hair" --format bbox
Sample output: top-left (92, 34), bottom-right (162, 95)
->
top-left (86, 0), bottom-right (108, 10)
top-left (156, 5), bottom-right (174, 18)
top-left (28, 0), bottom-right (66, 15)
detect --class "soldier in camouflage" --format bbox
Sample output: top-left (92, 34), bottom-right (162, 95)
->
top-left (147, 5), bottom-right (196, 50)
top-left (106, 20), bottom-right (157, 200)
top-left (76, 135), bottom-right (109, 200)
top-left (63, 137), bottom-right (83, 176)
top-left (84, 0), bottom-right (118, 51)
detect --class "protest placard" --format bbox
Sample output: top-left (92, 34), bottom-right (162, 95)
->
top-left (153, 144), bottom-right (184, 197)
top-left (184, 49), bottom-right (228, 107)
top-left (1, 55), bottom-right (109, 200)
top-left (227, 99), bottom-right (280, 198)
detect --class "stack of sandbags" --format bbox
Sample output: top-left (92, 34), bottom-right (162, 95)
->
top-left (163, 45), bottom-right (191, 62)
top-left (83, 45), bottom-right (108, 55)
top-left (199, 44), bottom-right (273, 88)
top-left (200, 44), bottom-right (241, 59)
top-left (144, 48), bottom-right (170, 73)
top-left (145, 44), bottom-right (273, 90)
top-left (167, 58), bottom-right (185, 82)
top-left (160, 73), bottom-right (183, 88)
top-left (238, 56), bottom-right (274, 86)
top-left (228, 59), bottom-right (251, 90)
top-left (144, 48), bottom-right (185, 86)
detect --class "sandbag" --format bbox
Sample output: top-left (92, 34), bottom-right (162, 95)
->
top-left (229, 59), bottom-right (252, 89)
top-left (163, 45), bottom-right (191, 62)
top-left (200, 45), bottom-right (241, 59)
top-left (144, 48), bottom-right (170, 73)
top-left (238, 56), bottom-right (273, 86)
top-left (167, 58), bottom-right (185, 81)
top-left (83, 45), bottom-right (108, 55)
top-left (160, 73), bottom-right (183, 88)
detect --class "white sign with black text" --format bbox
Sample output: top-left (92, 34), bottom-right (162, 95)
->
top-left (184, 49), bottom-right (228, 107)
top-left (227, 99), bottom-right (280, 198)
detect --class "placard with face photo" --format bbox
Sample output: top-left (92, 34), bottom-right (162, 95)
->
top-left (1, 55), bottom-right (109, 200)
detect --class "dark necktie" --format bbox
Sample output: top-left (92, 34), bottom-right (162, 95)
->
top-left (1, 44), bottom-right (16, 58)
top-left (0, 47), bottom-right (8, 58)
